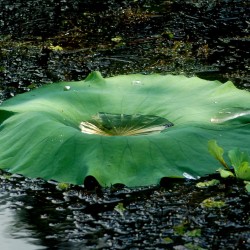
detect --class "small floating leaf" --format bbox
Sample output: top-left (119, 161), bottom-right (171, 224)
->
top-left (201, 197), bottom-right (225, 208)
top-left (173, 221), bottom-right (188, 236)
top-left (196, 179), bottom-right (220, 188)
top-left (217, 168), bottom-right (235, 178)
top-left (244, 181), bottom-right (250, 193)
top-left (48, 44), bottom-right (63, 51)
top-left (111, 36), bottom-right (123, 43)
top-left (185, 228), bottom-right (202, 237)
top-left (56, 182), bottom-right (71, 191)
top-left (114, 203), bottom-right (126, 217)
top-left (184, 243), bottom-right (206, 250)
top-left (163, 237), bottom-right (173, 244)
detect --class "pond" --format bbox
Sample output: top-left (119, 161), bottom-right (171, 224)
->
top-left (0, 205), bottom-right (45, 250)
top-left (0, 0), bottom-right (250, 249)
top-left (0, 173), bottom-right (249, 249)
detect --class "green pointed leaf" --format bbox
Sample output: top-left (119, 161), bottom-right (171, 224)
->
top-left (1, 72), bottom-right (250, 187)
top-left (228, 149), bottom-right (250, 180)
top-left (208, 140), bottom-right (229, 169)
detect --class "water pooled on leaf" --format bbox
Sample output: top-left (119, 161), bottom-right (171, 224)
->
top-left (80, 112), bottom-right (173, 136)
top-left (131, 80), bottom-right (143, 86)
top-left (211, 108), bottom-right (250, 124)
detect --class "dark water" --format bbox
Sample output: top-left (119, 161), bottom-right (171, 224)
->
top-left (0, 0), bottom-right (249, 100)
top-left (0, 205), bottom-right (45, 250)
top-left (0, 0), bottom-right (250, 249)
top-left (0, 174), bottom-right (250, 249)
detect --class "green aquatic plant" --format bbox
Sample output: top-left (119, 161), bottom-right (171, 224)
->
top-left (114, 202), bottom-right (126, 217)
top-left (245, 182), bottom-right (250, 192)
top-left (56, 182), bottom-right (71, 191)
top-left (208, 140), bottom-right (250, 192)
top-left (208, 140), bottom-right (229, 170)
top-left (196, 179), bottom-right (220, 189)
top-left (208, 140), bottom-right (250, 181)
top-left (201, 197), bottom-right (226, 209)
top-left (0, 72), bottom-right (250, 187)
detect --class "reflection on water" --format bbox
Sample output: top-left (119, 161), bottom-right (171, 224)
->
top-left (0, 202), bottom-right (46, 250)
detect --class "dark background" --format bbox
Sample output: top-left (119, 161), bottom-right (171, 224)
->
top-left (0, 1), bottom-right (250, 249)
top-left (0, 0), bottom-right (249, 100)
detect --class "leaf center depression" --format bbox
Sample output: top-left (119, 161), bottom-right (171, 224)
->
top-left (79, 112), bottom-right (174, 136)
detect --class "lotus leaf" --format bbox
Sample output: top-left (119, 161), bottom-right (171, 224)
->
top-left (0, 72), bottom-right (250, 187)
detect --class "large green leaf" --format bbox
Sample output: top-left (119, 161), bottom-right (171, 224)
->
top-left (0, 72), bottom-right (250, 187)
